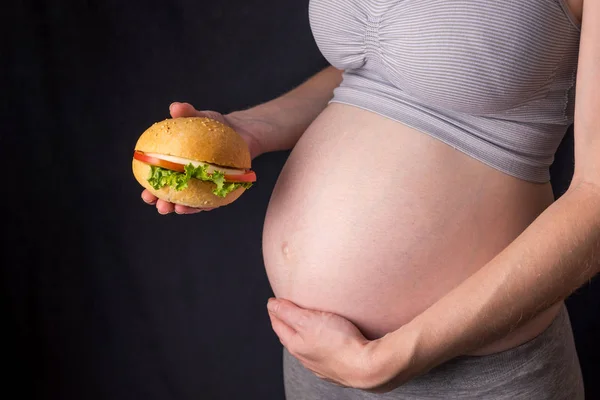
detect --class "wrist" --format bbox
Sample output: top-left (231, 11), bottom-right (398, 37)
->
top-left (364, 325), bottom-right (425, 391)
top-left (228, 95), bottom-right (315, 155)
top-left (225, 110), bottom-right (276, 159)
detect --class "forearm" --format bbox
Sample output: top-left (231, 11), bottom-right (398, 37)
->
top-left (228, 66), bottom-right (343, 155)
top-left (380, 180), bottom-right (600, 384)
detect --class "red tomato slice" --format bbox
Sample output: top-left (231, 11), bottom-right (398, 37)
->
top-left (224, 170), bottom-right (257, 183)
top-left (133, 151), bottom-right (256, 182)
top-left (133, 151), bottom-right (186, 173)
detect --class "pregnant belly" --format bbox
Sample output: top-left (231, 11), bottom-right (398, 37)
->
top-left (263, 103), bottom-right (556, 350)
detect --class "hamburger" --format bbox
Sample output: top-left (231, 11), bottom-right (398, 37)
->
top-left (132, 117), bottom-right (256, 208)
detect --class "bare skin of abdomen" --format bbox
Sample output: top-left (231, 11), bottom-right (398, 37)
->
top-left (263, 103), bottom-right (561, 355)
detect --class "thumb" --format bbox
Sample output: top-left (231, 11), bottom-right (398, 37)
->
top-left (267, 298), bottom-right (314, 332)
top-left (169, 102), bottom-right (226, 123)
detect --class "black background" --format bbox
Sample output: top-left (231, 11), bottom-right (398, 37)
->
top-left (3, 1), bottom-right (599, 399)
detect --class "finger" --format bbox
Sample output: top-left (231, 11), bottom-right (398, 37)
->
top-left (169, 102), bottom-right (227, 124)
top-left (156, 199), bottom-right (175, 215)
top-left (169, 102), bottom-right (203, 118)
top-left (174, 204), bottom-right (215, 214)
top-left (141, 190), bottom-right (157, 205)
top-left (267, 298), bottom-right (313, 333)
top-left (268, 312), bottom-right (298, 348)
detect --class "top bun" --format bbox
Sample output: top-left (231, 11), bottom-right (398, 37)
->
top-left (134, 117), bottom-right (251, 169)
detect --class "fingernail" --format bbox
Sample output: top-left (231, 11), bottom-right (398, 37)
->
top-left (267, 298), bottom-right (277, 313)
top-left (169, 102), bottom-right (178, 111)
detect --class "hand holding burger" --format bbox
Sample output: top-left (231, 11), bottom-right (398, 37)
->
top-left (135, 102), bottom-right (262, 214)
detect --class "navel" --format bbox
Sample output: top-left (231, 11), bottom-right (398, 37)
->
top-left (281, 241), bottom-right (290, 259)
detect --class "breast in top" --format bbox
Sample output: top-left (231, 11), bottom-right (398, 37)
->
top-left (309, 0), bottom-right (580, 115)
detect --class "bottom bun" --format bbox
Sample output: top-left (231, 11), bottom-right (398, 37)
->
top-left (132, 159), bottom-right (246, 208)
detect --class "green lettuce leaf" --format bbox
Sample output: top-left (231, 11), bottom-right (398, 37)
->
top-left (147, 163), bottom-right (253, 198)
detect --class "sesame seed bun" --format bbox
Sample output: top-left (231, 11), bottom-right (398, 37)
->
top-left (132, 117), bottom-right (252, 208)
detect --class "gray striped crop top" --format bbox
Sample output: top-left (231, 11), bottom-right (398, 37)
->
top-left (309, 0), bottom-right (581, 182)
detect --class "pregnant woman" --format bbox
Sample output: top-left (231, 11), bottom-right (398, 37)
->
top-left (141, 1), bottom-right (599, 398)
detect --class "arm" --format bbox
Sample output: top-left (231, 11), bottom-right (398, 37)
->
top-left (374, 1), bottom-right (600, 389)
top-left (227, 66), bottom-right (343, 156)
